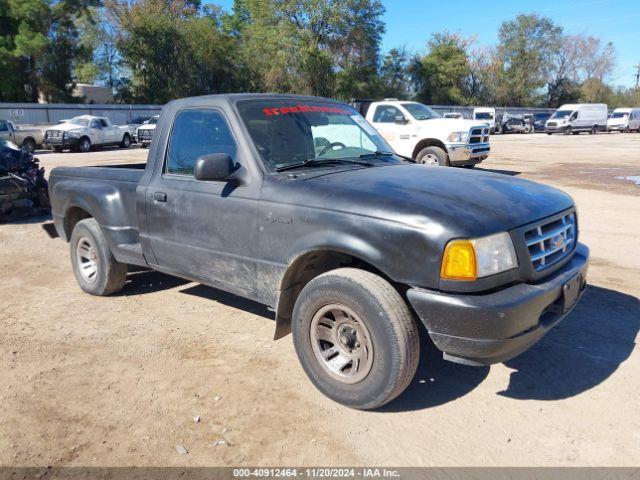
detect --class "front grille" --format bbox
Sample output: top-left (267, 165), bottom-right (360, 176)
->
top-left (525, 212), bottom-right (576, 271)
top-left (469, 127), bottom-right (489, 144)
top-left (46, 130), bottom-right (63, 139)
top-left (547, 122), bottom-right (557, 127)
top-left (138, 129), bottom-right (153, 139)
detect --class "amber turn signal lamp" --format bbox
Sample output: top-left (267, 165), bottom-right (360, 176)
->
top-left (440, 240), bottom-right (477, 281)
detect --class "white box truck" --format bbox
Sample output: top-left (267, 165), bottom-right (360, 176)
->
top-left (545, 104), bottom-right (608, 135)
top-left (607, 108), bottom-right (640, 133)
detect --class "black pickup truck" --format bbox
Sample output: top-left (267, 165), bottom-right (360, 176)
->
top-left (49, 94), bottom-right (589, 409)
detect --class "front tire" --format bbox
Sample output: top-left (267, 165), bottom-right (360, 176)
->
top-left (415, 146), bottom-right (449, 167)
top-left (70, 218), bottom-right (127, 296)
top-left (78, 137), bottom-right (91, 153)
top-left (292, 268), bottom-right (420, 410)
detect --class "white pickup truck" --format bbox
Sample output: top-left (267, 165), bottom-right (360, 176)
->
top-left (356, 100), bottom-right (490, 167)
top-left (44, 115), bottom-right (132, 153)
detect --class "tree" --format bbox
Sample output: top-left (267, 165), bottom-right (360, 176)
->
top-left (0, 0), bottom-right (98, 102)
top-left (76, 4), bottom-right (122, 89)
top-left (225, 0), bottom-right (385, 99)
top-left (415, 32), bottom-right (473, 105)
top-left (496, 13), bottom-right (562, 106)
top-left (115, 0), bottom-right (247, 103)
top-left (379, 47), bottom-right (416, 99)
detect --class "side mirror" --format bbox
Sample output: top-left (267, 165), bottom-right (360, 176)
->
top-left (394, 114), bottom-right (409, 125)
top-left (194, 153), bottom-right (235, 182)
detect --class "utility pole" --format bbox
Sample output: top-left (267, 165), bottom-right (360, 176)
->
top-left (635, 63), bottom-right (640, 106)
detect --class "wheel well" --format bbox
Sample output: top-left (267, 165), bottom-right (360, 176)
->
top-left (23, 136), bottom-right (35, 145)
top-left (273, 250), bottom-right (390, 339)
top-left (412, 138), bottom-right (448, 159)
top-left (65, 206), bottom-right (92, 239)
top-left (123, 132), bottom-right (130, 139)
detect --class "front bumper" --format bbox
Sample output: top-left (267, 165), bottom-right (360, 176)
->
top-left (448, 142), bottom-right (490, 166)
top-left (607, 125), bottom-right (627, 131)
top-left (545, 125), bottom-right (567, 133)
top-left (44, 137), bottom-right (79, 149)
top-left (407, 243), bottom-right (589, 366)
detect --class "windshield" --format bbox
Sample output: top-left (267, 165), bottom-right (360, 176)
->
top-left (237, 100), bottom-right (399, 170)
top-left (67, 117), bottom-right (89, 127)
top-left (551, 110), bottom-right (573, 120)
top-left (69, 117), bottom-right (90, 127)
top-left (402, 103), bottom-right (440, 120)
top-left (534, 113), bottom-right (551, 120)
top-left (611, 112), bottom-right (628, 118)
top-left (147, 116), bottom-right (159, 124)
top-left (475, 112), bottom-right (494, 120)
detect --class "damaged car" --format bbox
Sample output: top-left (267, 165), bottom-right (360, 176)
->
top-left (0, 139), bottom-right (50, 221)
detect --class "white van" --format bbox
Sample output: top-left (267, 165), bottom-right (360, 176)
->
top-left (607, 108), bottom-right (640, 132)
top-left (473, 107), bottom-right (496, 133)
top-left (545, 104), bottom-right (608, 135)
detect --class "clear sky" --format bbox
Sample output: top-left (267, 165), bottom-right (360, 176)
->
top-left (213, 0), bottom-right (640, 87)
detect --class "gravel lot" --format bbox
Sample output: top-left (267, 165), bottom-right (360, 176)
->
top-left (1, 133), bottom-right (639, 467)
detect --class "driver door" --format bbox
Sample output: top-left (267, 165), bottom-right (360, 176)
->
top-left (369, 104), bottom-right (412, 156)
top-left (144, 108), bottom-right (259, 294)
top-left (90, 119), bottom-right (104, 144)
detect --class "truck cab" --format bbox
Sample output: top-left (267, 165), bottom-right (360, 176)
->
top-left (359, 100), bottom-right (490, 167)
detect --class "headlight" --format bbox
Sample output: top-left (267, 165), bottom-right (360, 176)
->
top-left (447, 131), bottom-right (469, 143)
top-left (441, 232), bottom-right (518, 281)
top-left (67, 131), bottom-right (81, 138)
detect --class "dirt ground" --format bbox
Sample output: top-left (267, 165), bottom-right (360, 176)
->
top-left (1, 133), bottom-right (639, 467)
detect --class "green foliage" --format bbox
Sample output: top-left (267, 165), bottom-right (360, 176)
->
top-left (379, 47), bottom-right (416, 99)
top-left (496, 13), bottom-right (562, 106)
top-left (0, 3), bottom-right (630, 107)
top-left (115, 0), bottom-right (247, 103)
top-left (415, 32), bottom-right (473, 105)
top-left (0, 0), bottom-right (98, 102)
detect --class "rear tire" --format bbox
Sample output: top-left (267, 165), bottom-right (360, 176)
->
top-left (53, 146), bottom-right (63, 153)
top-left (23, 138), bottom-right (36, 154)
top-left (292, 268), bottom-right (420, 410)
top-left (120, 134), bottom-right (131, 148)
top-left (415, 146), bottom-right (449, 167)
top-left (70, 218), bottom-right (127, 296)
top-left (590, 125), bottom-right (598, 134)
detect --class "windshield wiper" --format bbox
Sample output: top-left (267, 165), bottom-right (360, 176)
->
top-left (358, 150), bottom-right (396, 159)
top-left (359, 151), bottom-right (414, 163)
top-left (276, 158), bottom-right (374, 172)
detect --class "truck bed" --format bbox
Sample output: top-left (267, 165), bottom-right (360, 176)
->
top-left (49, 163), bottom-right (147, 266)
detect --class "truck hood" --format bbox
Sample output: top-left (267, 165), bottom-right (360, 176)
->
top-left (47, 123), bottom-right (87, 133)
top-left (137, 124), bottom-right (157, 131)
top-left (607, 118), bottom-right (627, 126)
top-left (298, 165), bottom-right (573, 237)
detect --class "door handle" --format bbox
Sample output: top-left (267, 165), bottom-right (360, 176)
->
top-left (154, 192), bottom-right (167, 203)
